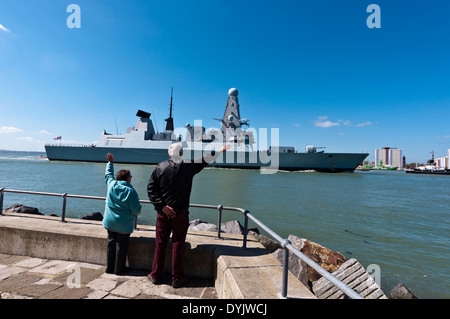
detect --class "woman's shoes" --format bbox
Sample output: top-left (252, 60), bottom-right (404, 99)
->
top-left (105, 266), bottom-right (129, 275)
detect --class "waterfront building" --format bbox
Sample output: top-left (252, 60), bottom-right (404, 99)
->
top-left (448, 149), bottom-right (450, 169)
top-left (374, 147), bottom-right (403, 168)
top-left (436, 156), bottom-right (448, 169)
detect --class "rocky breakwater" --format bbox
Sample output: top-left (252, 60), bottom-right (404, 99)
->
top-left (272, 235), bottom-right (347, 287)
top-left (3, 204), bottom-right (103, 220)
top-left (4, 204), bottom-right (43, 215)
top-left (189, 219), bottom-right (417, 299)
top-left (271, 235), bottom-right (388, 299)
top-left (271, 235), bottom-right (418, 299)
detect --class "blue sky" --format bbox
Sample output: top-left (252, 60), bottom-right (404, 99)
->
top-left (0, 0), bottom-right (449, 163)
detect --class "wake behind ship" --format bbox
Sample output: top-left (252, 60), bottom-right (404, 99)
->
top-left (45, 88), bottom-right (368, 172)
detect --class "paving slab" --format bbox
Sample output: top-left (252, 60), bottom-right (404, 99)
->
top-left (28, 260), bottom-right (77, 276)
top-left (40, 285), bottom-right (92, 299)
top-left (0, 266), bottom-right (27, 281)
top-left (13, 257), bottom-right (47, 268)
top-left (17, 281), bottom-right (61, 298)
top-left (86, 278), bottom-right (118, 292)
top-left (0, 273), bottom-right (42, 292)
top-left (110, 280), bottom-right (142, 298)
top-left (0, 254), bottom-right (217, 299)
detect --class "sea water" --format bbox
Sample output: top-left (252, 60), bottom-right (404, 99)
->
top-left (0, 150), bottom-right (448, 298)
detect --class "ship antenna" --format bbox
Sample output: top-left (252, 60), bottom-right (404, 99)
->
top-left (165, 87), bottom-right (174, 131)
top-left (170, 87), bottom-right (173, 119)
top-left (114, 117), bottom-right (119, 135)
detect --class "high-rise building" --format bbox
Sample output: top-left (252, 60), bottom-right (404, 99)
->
top-left (374, 147), bottom-right (403, 168)
top-left (436, 157), bottom-right (448, 169)
top-left (448, 149), bottom-right (450, 169)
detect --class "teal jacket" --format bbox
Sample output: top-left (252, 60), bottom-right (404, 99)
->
top-left (102, 162), bottom-right (142, 234)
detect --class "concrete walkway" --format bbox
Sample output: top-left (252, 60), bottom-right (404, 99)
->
top-left (0, 253), bottom-right (216, 299)
top-left (0, 212), bottom-right (316, 299)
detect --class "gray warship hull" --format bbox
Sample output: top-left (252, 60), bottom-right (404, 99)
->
top-left (45, 144), bottom-right (368, 173)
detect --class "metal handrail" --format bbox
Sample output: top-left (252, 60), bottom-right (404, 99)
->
top-left (0, 187), bottom-right (363, 299)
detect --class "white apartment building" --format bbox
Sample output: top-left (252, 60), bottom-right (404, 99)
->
top-left (436, 157), bottom-right (448, 169)
top-left (374, 147), bottom-right (403, 168)
top-left (436, 149), bottom-right (450, 169)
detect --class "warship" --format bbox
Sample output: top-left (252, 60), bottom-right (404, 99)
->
top-left (45, 88), bottom-right (368, 173)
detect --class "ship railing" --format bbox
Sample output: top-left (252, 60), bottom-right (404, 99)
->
top-left (0, 187), bottom-right (363, 299)
top-left (44, 144), bottom-right (96, 147)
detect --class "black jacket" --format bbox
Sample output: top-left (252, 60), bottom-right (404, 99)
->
top-left (147, 158), bottom-right (209, 213)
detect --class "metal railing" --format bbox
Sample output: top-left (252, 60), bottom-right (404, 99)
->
top-left (0, 187), bottom-right (363, 299)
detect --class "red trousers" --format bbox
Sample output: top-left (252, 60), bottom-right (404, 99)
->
top-left (151, 208), bottom-right (189, 281)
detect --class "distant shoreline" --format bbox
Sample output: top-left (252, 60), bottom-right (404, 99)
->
top-left (0, 149), bottom-right (46, 155)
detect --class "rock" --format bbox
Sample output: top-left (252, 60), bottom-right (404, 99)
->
top-left (220, 220), bottom-right (244, 235)
top-left (272, 235), bottom-right (347, 285)
top-left (388, 283), bottom-right (417, 299)
top-left (248, 231), bottom-right (281, 253)
top-left (273, 235), bottom-right (309, 287)
top-left (188, 219), bottom-right (258, 236)
top-left (191, 223), bottom-right (218, 233)
top-left (188, 219), bottom-right (205, 228)
top-left (300, 237), bottom-right (347, 282)
top-left (81, 212), bottom-right (103, 221)
top-left (273, 247), bottom-right (309, 287)
top-left (188, 219), bottom-right (218, 233)
top-left (5, 204), bottom-right (43, 215)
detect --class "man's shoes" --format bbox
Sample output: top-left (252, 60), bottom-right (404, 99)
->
top-left (172, 276), bottom-right (191, 288)
top-left (147, 274), bottom-right (161, 285)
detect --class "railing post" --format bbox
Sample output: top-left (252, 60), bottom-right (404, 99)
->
top-left (215, 205), bottom-right (223, 239)
top-left (242, 210), bottom-right (249, 249)
top-left (0, 188), bottom-right (4, 216)
top-left (134, 215), bottom-right (138, 230)
top-left (280, 239), bottom-right (291, 299)
top-left (61, 193), bottom-right (68, 223)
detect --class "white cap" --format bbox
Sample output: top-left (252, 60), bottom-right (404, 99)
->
top-left (168, 143), bottom-right (183, 158)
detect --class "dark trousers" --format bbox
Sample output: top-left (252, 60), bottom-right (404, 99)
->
top-left (151, 208), bottom-right (189, 281)
top-left (106, 229), bottom-right (130, 275)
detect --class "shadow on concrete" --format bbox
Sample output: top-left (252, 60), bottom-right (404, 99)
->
top-left (194, 243), bottom-right (269, 257)
top-left (120, 268), bottom-right (214, 289)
